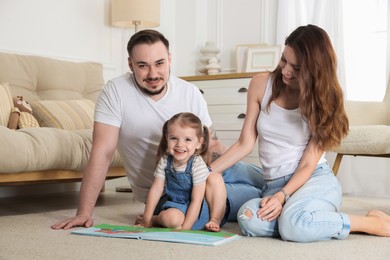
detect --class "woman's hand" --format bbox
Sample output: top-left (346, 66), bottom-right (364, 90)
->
top-left (256, 192), bottom-right (285, 222)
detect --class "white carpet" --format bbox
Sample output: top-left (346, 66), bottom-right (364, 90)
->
top-left (1, 190), bottom-right (389, 260)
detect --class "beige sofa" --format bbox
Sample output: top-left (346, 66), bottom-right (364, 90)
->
top-left (0, 52), bottom-right (125, 185)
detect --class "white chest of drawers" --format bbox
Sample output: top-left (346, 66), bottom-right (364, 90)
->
top-left (181, 73), bottom-right (260, 166)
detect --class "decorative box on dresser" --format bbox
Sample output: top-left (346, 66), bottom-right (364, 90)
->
top-left (181, 72), bottom-right (261, 166)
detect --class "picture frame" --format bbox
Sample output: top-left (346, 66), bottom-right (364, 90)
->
top-left (245, 45), bottom-right (282, 73)
top-left (235, 44), bottom-right (266, 73)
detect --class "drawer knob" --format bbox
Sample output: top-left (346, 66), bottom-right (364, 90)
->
top-left (238, 87), bottom-right (248, 93)
top-left (237, 113), bottom-right (246, 119)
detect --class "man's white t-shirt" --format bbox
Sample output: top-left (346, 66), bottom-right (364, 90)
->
top-left (94, 73), bottom-right (212, 202)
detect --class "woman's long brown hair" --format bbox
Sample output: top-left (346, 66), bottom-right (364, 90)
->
top-left (268, 24), bottom-right (349, 151)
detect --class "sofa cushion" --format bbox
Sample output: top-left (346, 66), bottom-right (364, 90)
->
top-left (0, 126), bottom-right (89, 172)
top-left (0, 52), bottom-right (104, 102)
top-left (31, 99), bottom-right (95, 130)
top-left (334, 125), bottom-right (390, 154)
top-left (0, 82), bottom-right (13, 127)
top-left (0, 126), bottom-right (123, 173)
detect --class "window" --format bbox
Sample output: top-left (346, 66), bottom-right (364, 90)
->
top-left (342, 0), bottom-right (388, 101)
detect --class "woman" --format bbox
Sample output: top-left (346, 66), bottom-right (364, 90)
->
top-left (209, 24), bottom-right (390, 242)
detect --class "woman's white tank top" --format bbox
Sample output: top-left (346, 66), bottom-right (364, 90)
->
top-left (257, 76), bottom-right (326, 180)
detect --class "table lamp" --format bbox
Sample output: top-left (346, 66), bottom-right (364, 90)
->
top-left (111, 0), bottom-right (160, 32)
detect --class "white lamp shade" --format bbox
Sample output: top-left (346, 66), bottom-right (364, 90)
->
top-left (111, 0), bottom-right (160, 28)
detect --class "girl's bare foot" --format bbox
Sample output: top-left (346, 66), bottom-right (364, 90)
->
top-left (205, 217), bottom-right (221, 232)
top-left (366, 210), bottom-right (390, 237)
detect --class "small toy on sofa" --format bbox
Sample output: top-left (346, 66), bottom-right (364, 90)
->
top-left (7, 96), bottom-right (40, 130)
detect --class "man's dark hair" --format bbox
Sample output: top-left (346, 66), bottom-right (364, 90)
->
top-left (127, 29), bottom-right (169, 57)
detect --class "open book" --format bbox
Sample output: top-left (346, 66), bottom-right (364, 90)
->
top-left (71, 224), bottom-right (241, 246)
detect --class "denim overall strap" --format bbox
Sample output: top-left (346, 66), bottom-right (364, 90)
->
top-left (184, 156), bottom-right (195, 174)
top-left (166, 155), bottom-right (195, 173)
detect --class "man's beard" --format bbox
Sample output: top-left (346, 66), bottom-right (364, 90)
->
top-left (132, 74), bottom-right (168, 96)
top-left (139, 80), bottom-right (166, 96)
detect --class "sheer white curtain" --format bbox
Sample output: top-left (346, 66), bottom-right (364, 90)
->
top-left (342, 0), bottom-right (388, 101)
top-left (276, 0), bottom-right (343, 44)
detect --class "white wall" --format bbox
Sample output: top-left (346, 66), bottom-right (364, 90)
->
top-left (0, 0), bottom-right (124, 81)
top-left (327, 153), bottom-right (390, 198)
top-left (0, 0), bottom-right (389, 198)
top-left (0, 0), bottom-right (265, 79)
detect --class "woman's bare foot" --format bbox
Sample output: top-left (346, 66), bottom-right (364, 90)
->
top-left (205, 217), bottom-right (221, 232)
top-left (366, 210), bottom-right (390, 237)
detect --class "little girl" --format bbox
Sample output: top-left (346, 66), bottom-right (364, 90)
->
top-left (135, 112), bottom-right (220, 230)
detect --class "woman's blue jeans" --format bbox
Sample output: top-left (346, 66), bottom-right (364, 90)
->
top-left (237, 162), bottom-right (351, 242)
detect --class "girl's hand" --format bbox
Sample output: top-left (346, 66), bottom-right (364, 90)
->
top-left (134, 214), bottom-right (152, 228)
top-left (256, 192), bottom-right (284, 222)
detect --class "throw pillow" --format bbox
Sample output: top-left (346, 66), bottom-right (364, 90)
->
top-left (31, 99), bottom-right (95, 130)
top-left (0, 82), bottom-right (14, 127)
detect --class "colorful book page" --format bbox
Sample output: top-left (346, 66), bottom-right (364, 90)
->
top-left (71, 224), bottom-right (241, 246)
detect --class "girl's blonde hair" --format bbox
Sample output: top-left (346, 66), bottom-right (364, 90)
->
top-left (156, 112), bottom-right (209, 165)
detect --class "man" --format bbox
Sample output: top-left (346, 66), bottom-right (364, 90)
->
top-left (52, 30), bottom-right (263, 231)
